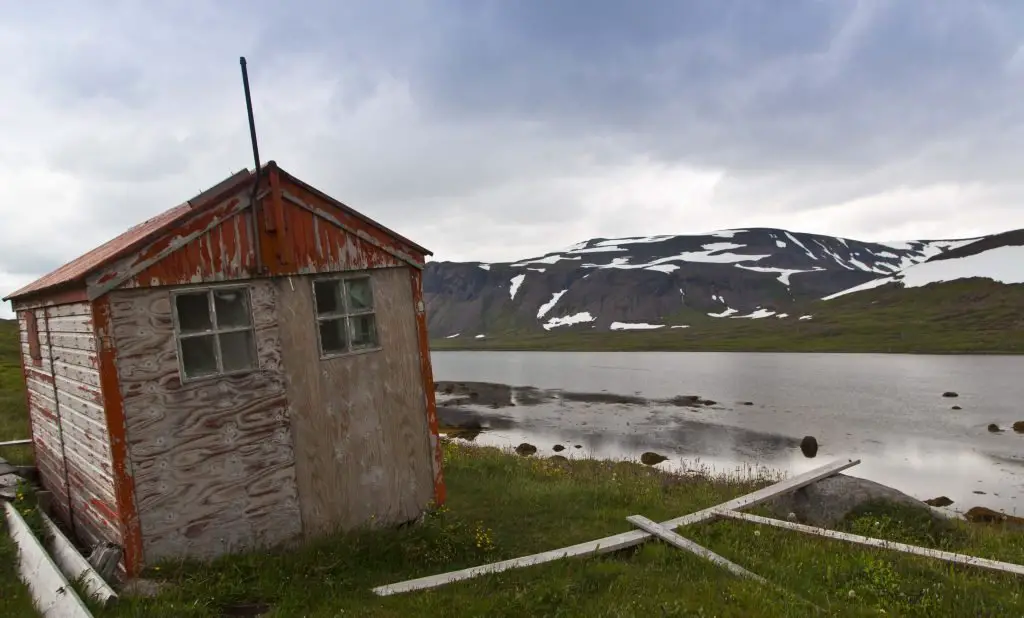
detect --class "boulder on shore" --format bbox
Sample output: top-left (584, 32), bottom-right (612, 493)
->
top-left (766, 474), bottom-right (947, 528)
top-left (925, 496), bottom-right (954, 507)
top-left (964, 506), bottom-right (1024, 529)
top-left (640, 451), bottom-right (669, 466)
top-left (515, 443), bottom-right (537, 456)
top-left (1013, 421), bottom-right (1024, 434)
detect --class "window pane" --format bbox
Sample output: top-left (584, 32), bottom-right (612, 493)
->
top-left (319, 318), bottom-right (348, 355)
top-left (214, 288), bottom-right (252, 329)
top-left (345, 278), bottom-right (374, 312)
top-left (180, 335), bottom-right (218, 378)
top-left (314, 280), bottom-right (342, 316)
top-left (220, 330), bottom-right (257, 372)
top-left (350, 314), bottom-right (377, 348)
top-left (176, 293), bottom-right (212, 333)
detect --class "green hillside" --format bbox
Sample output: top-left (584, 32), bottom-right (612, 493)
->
top-left (431, 279), bottom-right (1024, 353)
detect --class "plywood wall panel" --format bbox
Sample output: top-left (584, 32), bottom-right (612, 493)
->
top-left (109, 281), bottom-right (303, 565)
top-left (277, 267), bottom-right (435, 537)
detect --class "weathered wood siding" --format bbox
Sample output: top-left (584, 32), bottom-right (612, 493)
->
top-left (108, 281), bottom-right (303, 564)
top-left (277, 267), bottom-right (436, 536)
top-left (18, 304), bottom-right (120, 549)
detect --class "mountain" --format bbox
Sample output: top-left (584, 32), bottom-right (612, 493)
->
top-left (423, 227), bottom-right (984, 339)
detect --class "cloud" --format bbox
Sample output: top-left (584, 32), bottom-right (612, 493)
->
top-left (3, 0), bottom-right (1024, 318)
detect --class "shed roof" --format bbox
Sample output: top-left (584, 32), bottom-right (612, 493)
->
top-left (4, 162), bottom-right (431, 302)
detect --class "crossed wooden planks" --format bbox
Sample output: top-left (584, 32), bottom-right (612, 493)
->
top-left (372, 458), bottom-right (859, 596)
top-left (374, 456), bottom-right (1024, 598)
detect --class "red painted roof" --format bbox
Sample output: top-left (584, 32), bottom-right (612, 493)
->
top-left (5, 163), bottom-right (432, 303)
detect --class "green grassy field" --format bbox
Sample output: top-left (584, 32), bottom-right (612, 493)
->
top-left (431, 279), bottom-right (1024, 353)
top-left (4, 314), bottom-right (1024, 616)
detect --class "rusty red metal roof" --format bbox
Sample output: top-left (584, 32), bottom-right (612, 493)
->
top-left (4, 163), bottom-right (432, 303)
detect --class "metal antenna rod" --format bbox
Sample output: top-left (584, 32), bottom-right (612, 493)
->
top-left (240, 56), bottom-right (261, 172)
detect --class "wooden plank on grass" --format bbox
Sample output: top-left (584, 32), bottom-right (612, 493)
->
top-left (39, 510), bottom-right (117, 606)
top-left (372, 458), bottom-right (860, 596)
top-left (716, 510), bottom-right (1024, 578)
top-left (3, 501), bottom-right (93, 618)
top-left (626, 514), bottom-right (768, 582)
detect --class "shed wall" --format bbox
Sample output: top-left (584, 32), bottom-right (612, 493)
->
top-left (108, 280), bottom-right (303, 564)
top-left (18, 304), bottom-right (120, 549)
top-left (275, 267), bottom-right (436, 536)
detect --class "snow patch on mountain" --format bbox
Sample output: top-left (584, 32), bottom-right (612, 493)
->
top-left (509, 274), bottom-right (525, 300)
top-left (537, 290), bottom-right (567, 318)
top-left (735, 265), bottom-right (824, 285)
top-left (543, 311), bottom-right (595, 330)
top-left (611, 322), bottom-right (665, 330)
top-left (708, 307), bottom-right (739, 318)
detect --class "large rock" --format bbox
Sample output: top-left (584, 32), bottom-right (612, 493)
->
top-left (766, 473), bottom-right (943, 527)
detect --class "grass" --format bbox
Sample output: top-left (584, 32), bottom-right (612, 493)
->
top-left (431, 279), bottom-right (1024, 353)
top-left (3, 318), bottom-right (1024, 616)
top-left (79, 445), bottom-right (1024, 616)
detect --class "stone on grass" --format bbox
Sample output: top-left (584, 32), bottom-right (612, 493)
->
top-left (766, 473), bottom-right (946, 528)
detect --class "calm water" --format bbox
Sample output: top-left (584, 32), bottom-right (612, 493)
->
top-left (431, 351), bottom-right (1024, 516)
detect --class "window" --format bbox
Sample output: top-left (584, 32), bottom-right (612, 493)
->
top-left (172, 286), bottom-right (258, 380)
top-left (312, 276), bottom-right (379, 357)
top-left (24, 311), bottom-right (41, 366)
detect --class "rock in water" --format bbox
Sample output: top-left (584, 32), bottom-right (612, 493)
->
top-left (515, 443), bottom-right (537, 456)
top-left (951, 405), bottom-right (962, 410)
top-left (640, 452), bottom-right (668, 466)
top-left (942, 391), bottom-right (959, 398)
top-left (767, 474), bottom-right (944, 527)
top-left (800, 436), bottom-right (818, 458)
top-left (552, 444), bottom-right (565, 452)
top-left (1013, 421), bottom-right (1024, 434)
top-left (988, 424), bottom-right (1002, 433)
top-left (925, 496), bottom-right (954, 507)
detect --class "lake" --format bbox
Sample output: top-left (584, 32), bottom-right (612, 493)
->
top-left (430, 351), bottom-right (1024, 516)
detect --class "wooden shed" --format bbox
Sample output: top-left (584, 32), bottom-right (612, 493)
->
top-left (3, 162), bottom-right (446, 580)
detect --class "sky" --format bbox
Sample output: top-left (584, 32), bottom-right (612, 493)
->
top-left (3, 0), bottom-right (1024, 318)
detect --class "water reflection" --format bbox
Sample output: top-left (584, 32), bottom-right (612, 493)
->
top-left (440, 400), bottom-right (1024, 517)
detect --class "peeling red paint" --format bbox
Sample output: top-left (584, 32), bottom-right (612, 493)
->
top-left (93, 296), bottom-right (145, 577)
top-left (410, 269), bottom-right (446, 507)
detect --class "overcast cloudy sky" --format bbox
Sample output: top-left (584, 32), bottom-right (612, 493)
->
top-left (3, 0), bottom-right (1024, 317)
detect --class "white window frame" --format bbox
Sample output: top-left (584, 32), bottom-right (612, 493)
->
top-left (312, 274), bottom-right (381, 359)
top-left (171, 285), bottom-right (260, 383)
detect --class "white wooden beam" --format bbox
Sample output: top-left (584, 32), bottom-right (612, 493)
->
top-left (372, 458), bottom-right (859, 596)
top-left (3, 501), bottom-right (94, 618)
top-left (0, 438), bottom-right (33, 448)
top-left (716, 510), bottom-right (1024, 577)
top-left (626, 514), bottom-right (767, 582)
top-left (38, 510), bottom-right (117, 606)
